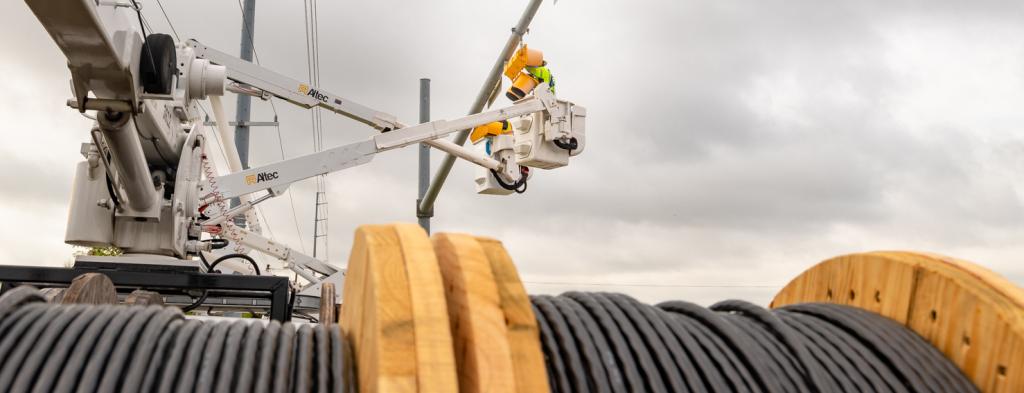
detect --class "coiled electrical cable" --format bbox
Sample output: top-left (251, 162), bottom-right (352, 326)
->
top-left (0, 286), bottom-right (978, 393)
top-left (0, 287), bottom-right (352, 393)
top-left (533, 293), bottom-right (978, 393)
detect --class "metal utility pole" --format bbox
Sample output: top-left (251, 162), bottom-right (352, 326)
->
top-left (231, 0), bottom-right (256, 227)
top-left (235, 0), bottom-right (256, 170)
top-left (416, 78), bottom-right (432, 233)
top-left (417, 0), bottom-right (543, 217)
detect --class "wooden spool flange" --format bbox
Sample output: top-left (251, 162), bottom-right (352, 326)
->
top-left (339, 223), bottom-right (458, 393)
top-left (772, 251), bottom-right (1024, 392)
top-left (433, 233), bottom-right (549, 393)
top-left (338, 225), bottom-right (548, 393)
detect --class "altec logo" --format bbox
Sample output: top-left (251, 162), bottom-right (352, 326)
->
top-left (298, 84), bottom-right (328, 103)
top-left (245, 171), bottom-right (280, 185)
top-left (307, 88), bottom-right (329, 103)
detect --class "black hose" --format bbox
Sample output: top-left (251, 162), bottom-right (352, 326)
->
top-left (490, 167), bottom-right (528, 193)
top-left (104, 173), bottom-right (122, 209)
top-left (554, 137), bottom-right (578, 151)
top-left (209, 253), bottom-right (261, 276)
top-left (199, 252), bottom-right (212, 271)
top-left (180, 290), bottom-right (209, 313)
top-left (187, 251), bottom-right (260, 313)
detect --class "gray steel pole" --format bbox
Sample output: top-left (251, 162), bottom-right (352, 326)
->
top-left (417, 0), bottom-right (543, 216)
top-left (231, 0), bottom-right (256, 224)
top-left (235, 0), bottom-right (256, 170)
top-left (417, 78), bottom-right (432, 233)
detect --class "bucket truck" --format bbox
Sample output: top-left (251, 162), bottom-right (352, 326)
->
top-left (11, 0), bottom-right (586, 317)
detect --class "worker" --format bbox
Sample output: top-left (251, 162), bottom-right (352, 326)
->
top-left (525, 61), bottom-right (555, 94)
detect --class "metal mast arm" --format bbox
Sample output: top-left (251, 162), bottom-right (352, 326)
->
top-left (187, 39), bottom-right (401, 131)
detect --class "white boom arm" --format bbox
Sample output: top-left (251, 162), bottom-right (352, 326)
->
top-left (208, 95), bottom-right (553, 200)
top-left (187, 40), bottom-right (580, 289)
top-left (188, 40), bottom-right (401, 131)
top-left (203, 91), bottom-right (565, 289)
top-left (220, 221), bottom-right (339, 281)
top-left (187, 39), bottom-right (582, 290)
top-left (188, 39), bottom-right (511, 186)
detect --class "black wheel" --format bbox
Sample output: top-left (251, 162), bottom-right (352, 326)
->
top-left (140, 33), bottom-right (177, 94)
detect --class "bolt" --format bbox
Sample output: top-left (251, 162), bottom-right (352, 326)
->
top-left (96, 199), bottom-right (113, 210)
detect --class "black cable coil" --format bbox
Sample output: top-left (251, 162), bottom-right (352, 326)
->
top-left (0, 287), bottom-right (979, 393)
top-left (0, 287), bottom-right (353, 393)
top-left (531, 292), bottom-right (978, 393)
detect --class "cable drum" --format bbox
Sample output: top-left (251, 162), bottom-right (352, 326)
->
top-left (0, 287), bottom-right (353, 393)
top-left (532, 293), bottom-right (978, 393)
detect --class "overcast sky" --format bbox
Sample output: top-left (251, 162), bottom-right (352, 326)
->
top-left (2, 1), bottom-right (1024, 305)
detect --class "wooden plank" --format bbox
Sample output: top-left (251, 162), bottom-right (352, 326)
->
top-left (772, 251), bottom-right (1024, 393)
top-left (320, 283), bottom-right (336, 325)
top-left (394, 224), bottom-right (458, 393)
top-left (476, 236), bottom-right (550, 393)
top-left (433, 233), bottom-right (516, 393)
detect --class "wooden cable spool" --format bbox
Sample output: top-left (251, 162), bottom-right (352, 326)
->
top-left (62, 272), bottom-right (117, 305)
top-left (772, 251), bottom-right (1024, 393)
top-left (340, 224), bottom-right (1020, 392)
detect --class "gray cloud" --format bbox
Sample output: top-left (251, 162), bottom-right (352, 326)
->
top-left (3, 0), bottom-right (1024, 305)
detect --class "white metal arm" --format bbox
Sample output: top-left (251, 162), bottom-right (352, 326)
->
top-left (221, 221), bottom-right (339, 282)
top-left (189, 39), bottom-right (514, 189)
top-left (209, 95), bottom-right (552, 200)
top-left (188, 39), bottom-right (400, 131)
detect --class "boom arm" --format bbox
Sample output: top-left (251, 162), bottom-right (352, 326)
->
top-left (220, 221), bottom-right (339, 281)
top-left (188, 40), bottom-right (400, 131)
top-left (208, 95), bottom-right (554, 200)
top-left (188, 41), bottom-right (580, 289)
top-left (188, 39), bottom-right (516, 190)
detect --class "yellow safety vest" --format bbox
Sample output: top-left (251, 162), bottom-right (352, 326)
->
top-left (526, 66), bottom-right (555, 93)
